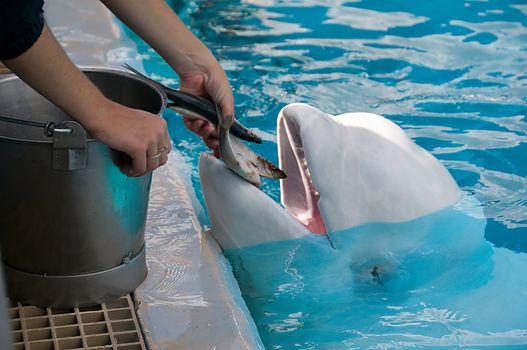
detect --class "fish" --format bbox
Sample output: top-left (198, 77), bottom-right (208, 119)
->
top-left (122, 63), bottom-right (262, 144)
top-left (216, 104), bottom-right (286, 187)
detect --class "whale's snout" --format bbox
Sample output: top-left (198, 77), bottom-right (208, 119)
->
top-left (199, 153), bottom-right (310, 250)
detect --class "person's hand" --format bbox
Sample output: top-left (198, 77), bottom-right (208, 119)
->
top-left (179, 56), bottom-right (234, 158)
top-left (90, 99), bottom-right (172, 177)
top-left (102, 0), bottom-right (235, 157)
top-left (2, 23), bottom-right (172, 177)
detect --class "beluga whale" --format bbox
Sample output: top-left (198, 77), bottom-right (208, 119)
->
top-left (199, 103), bottom-right (527, 349)
top-left (200, 103), bottom-right (460, 248)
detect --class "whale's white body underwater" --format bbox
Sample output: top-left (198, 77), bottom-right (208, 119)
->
top-left (198, 103), bottom-right (527, 348)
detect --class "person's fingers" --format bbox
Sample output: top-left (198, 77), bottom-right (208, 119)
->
top-left (145, 142), bottom-right (160, 174)
top-left (153, 117), bottom-right (170, 169)
top-left (218, 90), bottom-right (235, 121)
top-left (179, 70), bottom-right (234, 155)
top-left (183, 117), bottom-right (219, 149)
top-left (164, 128), bottom-right (172, 154)
top-left (204, 71), bottom-right (234, 119)
top-left (130, 147), bottom-right (147, 177)
top-left (184, 118), bottom-right (196, 132)
top-left (179, 73), bottom-right (206, 96)
top-left (199, 123), bottom-right (216, 140)
top-left (196, 123), bottom-right (219, 153)
top-left (120, 163), bottom-right (133, 177)
top-left (205, 136), bottom-right (219, 151)
top-left (183, 117), bottom-right (194, 130)
top-left (159, 148), bottom-right (168, 166)
top-left (167, 130), bottom-right (172, 153)
top-left (144, 116), bottom-right (168, 174)
top-left (184, 118), bottom-right (206, 134)
top-left (159, 139), bottom-right (170, 167)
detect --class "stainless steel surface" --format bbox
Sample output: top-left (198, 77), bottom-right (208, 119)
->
top-left (7, 294), bottom-right (146, 350)
top-left (52, 121), bottom-right (87, 171)
top-left (52, 128), bottom-right (73, 134)
top-left (0, 258), bottom-right (12, 350)
top-left (4, 246), bottom-right (147, 308)
top-left (0, 69), bottom-right (166, 307)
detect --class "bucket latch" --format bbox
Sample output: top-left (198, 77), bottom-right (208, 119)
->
top-left (52, 121), bottom-right (87, 171)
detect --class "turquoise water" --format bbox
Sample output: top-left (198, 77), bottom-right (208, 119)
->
top-left (123, 0), bottom-right (527, 348)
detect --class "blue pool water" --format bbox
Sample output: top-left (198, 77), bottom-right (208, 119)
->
top-left (123, 0), bottom-right (527, 348)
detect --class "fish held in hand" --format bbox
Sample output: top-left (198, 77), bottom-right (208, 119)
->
top-left (216, 105), bottom-right (286, 187)
top-left (122, 63), bottom-right (262, 144)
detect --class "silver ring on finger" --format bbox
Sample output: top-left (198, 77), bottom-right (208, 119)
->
top-left (147, 152), bottom-right (162, 159)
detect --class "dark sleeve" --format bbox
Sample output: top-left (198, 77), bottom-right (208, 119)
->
top-left (0, 0), bottom-right (45, 60)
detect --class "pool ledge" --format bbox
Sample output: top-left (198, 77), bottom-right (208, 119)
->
top-left (138, 156), bottom-right (263, 349)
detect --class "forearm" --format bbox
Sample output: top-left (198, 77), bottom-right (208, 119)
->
top-left (103, 0), bottom-right (234, 136)
top-left (101, 0), bottom-right (214, 76)
top-left (2, 24), bottom-right (109, 132)
top-left (3, 19), bottom-right (171, 176)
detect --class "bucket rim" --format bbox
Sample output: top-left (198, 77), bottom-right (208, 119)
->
top-left (0, 67), bottom-right (168, 144)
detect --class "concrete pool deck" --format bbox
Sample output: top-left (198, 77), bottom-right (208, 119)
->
top-left (2, 1), bottom-right (263, 349)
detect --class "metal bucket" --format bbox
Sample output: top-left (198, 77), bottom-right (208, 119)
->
top-left (0, 68), bottom-right (167, 307)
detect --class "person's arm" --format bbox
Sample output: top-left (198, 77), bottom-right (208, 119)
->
top-left (102, 0), bottom-right (234, 154)
top-left (2, 24), bottom-right (171, 176)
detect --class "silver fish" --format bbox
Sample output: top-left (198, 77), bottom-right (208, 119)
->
top-left (123, 64), bottom-right (262, 144)
top-left (216, 105), bottom-right (286, 187)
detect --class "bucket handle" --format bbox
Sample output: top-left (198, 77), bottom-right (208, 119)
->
top-left (0, 115), bottom-right (72, 137)
top-left (1, 115), bottom-right (87, 171)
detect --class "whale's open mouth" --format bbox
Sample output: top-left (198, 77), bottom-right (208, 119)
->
top-left (278, 115), bottom-right (327, 234)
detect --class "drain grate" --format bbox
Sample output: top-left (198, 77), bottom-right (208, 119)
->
top-left (7, 294), bottom-right (147, 350)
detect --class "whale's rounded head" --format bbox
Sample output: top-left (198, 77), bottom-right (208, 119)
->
top-left (277, 103), bottom-right (461, 233)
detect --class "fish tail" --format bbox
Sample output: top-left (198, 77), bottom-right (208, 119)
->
top-left (122, 63), bottom-right (159, 86)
